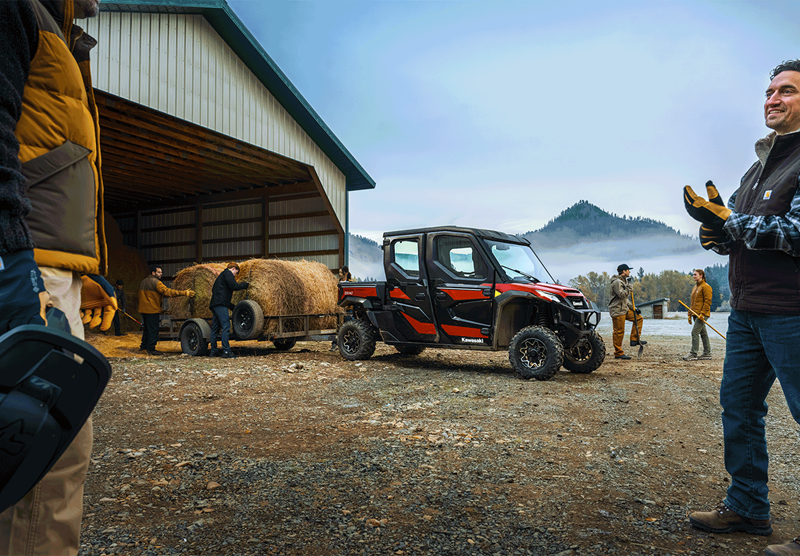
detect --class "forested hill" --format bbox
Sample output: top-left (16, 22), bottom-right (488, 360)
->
top-left (522, 200), bottom-right (696, 253)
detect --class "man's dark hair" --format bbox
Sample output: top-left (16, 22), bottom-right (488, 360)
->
top-left (149, 264), bottom-right (160, 274)
top-left (770, 60), bottom-right (800, 80)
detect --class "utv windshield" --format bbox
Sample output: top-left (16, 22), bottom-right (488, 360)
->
top-left (483, 239), bottom-right (554, 283)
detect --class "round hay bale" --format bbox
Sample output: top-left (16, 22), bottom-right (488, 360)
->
top-left (233, 259), bottom-right (342, 333)
top-left (168, 263), bottom-right (227, 319)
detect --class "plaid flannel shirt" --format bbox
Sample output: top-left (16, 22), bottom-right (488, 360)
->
top-left (715, 176), bottom-right (800, 257)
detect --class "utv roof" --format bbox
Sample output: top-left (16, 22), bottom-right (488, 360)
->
top-left (383, 226), bottom-right (530, 245)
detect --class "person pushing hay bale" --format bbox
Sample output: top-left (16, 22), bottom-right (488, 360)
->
top-left (231, 259), bottom-right (342, 333)
top-left (168, 263), bottom-right (227, 319)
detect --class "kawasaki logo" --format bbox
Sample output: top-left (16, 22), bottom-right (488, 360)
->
top-left (461, 337), bottom-right (484, 344)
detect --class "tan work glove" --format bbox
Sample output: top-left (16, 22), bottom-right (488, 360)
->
top-left (80, 275), bottom-right (119, 331)
top-left (185, 290), bottom-right (196, 298)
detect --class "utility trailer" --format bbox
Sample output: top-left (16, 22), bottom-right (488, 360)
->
top-left (160, 300), bottom-right (346, 356)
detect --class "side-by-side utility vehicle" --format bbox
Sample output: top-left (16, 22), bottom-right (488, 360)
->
top-left (337, 227), bottom-right (605, 380)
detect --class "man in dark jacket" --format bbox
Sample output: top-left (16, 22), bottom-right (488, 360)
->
top-left (209, 262), bottom-right (249, 358)
top-left (685, 60), bottom-right (800, 556)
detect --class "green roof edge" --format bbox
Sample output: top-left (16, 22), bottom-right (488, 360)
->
top-left (101, 0), bottom-right (376, 192)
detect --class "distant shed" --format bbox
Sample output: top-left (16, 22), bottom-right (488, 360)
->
top-left (84, 0), bottom-right (374, 283)
top-left (637, 298), bottom-right (670, 319)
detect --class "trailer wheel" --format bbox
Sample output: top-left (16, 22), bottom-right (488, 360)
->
top-left (563, 330), bottom-right (606, 374)
top-left (232, 300), bottom-right (264, 340)
top-left (394, 344), bottom-right (426, 356)
top-left (181, 321), bottom-right (209, 356)
top-left (273, 338), bottom-right (297, 351)
top-left (338, 319), bottom-right (377, 361)
top-left (508, 325), bottom-right (563, 381)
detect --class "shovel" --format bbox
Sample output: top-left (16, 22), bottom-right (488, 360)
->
top-left (630, 292), bottom-right (644, 359)
top-left (678, 300), bottom-right (726, 339)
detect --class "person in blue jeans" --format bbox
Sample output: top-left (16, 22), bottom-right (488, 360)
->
top-left (209, 262), bottom-right (249, 358)
top-left (684, 59), bottom-right (800, 556)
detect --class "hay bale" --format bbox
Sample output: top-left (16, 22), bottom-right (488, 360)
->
top-left (232, 259), bottom-right (342, 333)
top-left (168, 263), bottom-right (227, 319)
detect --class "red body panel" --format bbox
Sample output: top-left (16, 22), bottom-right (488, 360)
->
top-left (441, 324), bottom-right (487, 338)
top-left (341, 286), bottom-right (378, 299)
top-left (401, 312), bottom-right (437, 335)
top-left (390, 289), bottom-right (411, 300)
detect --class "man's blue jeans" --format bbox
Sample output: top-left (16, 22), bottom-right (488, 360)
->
top-left (209, 305), bottom-right (231, 352)
top-left (721, 308), bottom-right (800, 520)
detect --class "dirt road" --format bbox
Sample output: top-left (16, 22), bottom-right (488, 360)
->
top-left (78, 329), bottom-right (799, 555)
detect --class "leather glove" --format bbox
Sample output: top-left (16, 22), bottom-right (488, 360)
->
top-left (684, 181), bottom-right (731, 227)
top-left (688, 315), bottom-right (692, 324)
top-left (0, 250), bottom-right (49, 333)
top-left (80, 274), bottom-right (118, 331)
top-left (185, 290), bottom-right (195, 297)
top-left (699, 224), bottom-right (728, 250)
top-left (635, 308), bottom-right (642, 315)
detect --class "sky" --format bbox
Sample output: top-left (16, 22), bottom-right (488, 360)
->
top-left (227, 0), bottom-right (800, 245)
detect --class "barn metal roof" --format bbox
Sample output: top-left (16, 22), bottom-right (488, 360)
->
top-left (100, 0), bottom-right (375, 192)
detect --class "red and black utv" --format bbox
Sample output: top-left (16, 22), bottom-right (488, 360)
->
top-left (337, 226), bottom-right (605, 380)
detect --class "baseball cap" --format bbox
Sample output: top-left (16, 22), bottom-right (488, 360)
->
top-left (617, 264), bottom-right (632, 273)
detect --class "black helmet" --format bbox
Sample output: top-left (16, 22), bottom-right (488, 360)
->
top-left (0, 323), bottom-right (111, 512)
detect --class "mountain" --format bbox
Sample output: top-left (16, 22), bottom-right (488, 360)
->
top-left (347, 201), bottom-right (711, 283)
top-left (348, 234), bottom-right (383, 281)
top-left (522, 200), bottom-right (698, 256)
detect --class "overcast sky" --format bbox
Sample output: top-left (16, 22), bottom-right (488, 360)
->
top-left (228, 0), bottom-right (800, 244)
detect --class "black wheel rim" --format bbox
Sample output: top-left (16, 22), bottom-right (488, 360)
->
top-left (568, 338), bottom-right (592, 362)
top-left (237, 307), bottom-right (253, 333)
top-left (342, 329), bottom-right (360, 354)
top-left (187, 326), bottom-right (199, 352)
top-left (519, 338), bottom-right (547, 369)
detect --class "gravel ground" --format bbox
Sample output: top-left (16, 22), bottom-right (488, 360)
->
top-left (77, 329), bottom-right (800, 556)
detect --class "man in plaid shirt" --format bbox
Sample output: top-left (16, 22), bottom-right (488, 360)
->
top-left (684, 60), bottom-right (800, 556)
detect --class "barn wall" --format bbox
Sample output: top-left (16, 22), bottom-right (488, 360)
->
top-left (84, 12), bottom-right (348, 227)
top-left (116, 196), bottom-right (341, 281)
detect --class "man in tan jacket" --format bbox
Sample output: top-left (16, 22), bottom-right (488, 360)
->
top-left (684, 269), bottom-right (713, 361)
top-left (608, 264), bottom-right (645, 360)
top-left (138, 265), bottom-right (194, 355)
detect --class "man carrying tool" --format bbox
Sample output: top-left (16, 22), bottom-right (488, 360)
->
top-left (112, 278), bottom-right (126, 335)
top-left (608, 263), bottom-right (645, 360)
top-left (683, 269), bottom-right (712, 361)
top-left (685, 59), bottom-right (800, 556)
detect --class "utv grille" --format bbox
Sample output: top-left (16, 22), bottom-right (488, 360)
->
top-left (567, 296), bottom-right (588, 309)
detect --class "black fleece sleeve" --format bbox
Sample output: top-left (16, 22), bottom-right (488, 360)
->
top-left (0, 0), bottom-right (39, 256)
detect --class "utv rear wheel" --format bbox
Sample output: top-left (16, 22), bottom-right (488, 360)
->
top-left (338, 319), bottom-right (377, 361)
top-left (508, 325), bottom-right (563, 381)
top-left (563, 330), bottom-right (606, 374)
top-left (394, 344), bottom-right (426, 356)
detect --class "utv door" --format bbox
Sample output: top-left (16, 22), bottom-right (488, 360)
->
top-left (383, 234), bottom-right (437, 343)
top-left (426, 232), bottom-right (494, 346)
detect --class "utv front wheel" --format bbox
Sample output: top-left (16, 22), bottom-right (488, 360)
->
top-left (563, 330), bottom-right (606, 374)
top-left (338, 319), bottom-right (377, 361)
top-left (508, 325), bottom-right (563, 381)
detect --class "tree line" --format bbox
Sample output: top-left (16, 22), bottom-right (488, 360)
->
top-left (568, 262), bottom-right (729, 312)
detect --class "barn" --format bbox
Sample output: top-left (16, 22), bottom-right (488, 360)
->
top-left (83, 0), bottom-right (374, 300)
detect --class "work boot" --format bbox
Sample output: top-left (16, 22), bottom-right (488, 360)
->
top-left (689, 502), bottom-right (772, 535)
top-left (329, 343), bottom-right (339, 352)
top-left (209, 349), bottom-right (220, 357)
top-left (631, 340), bottom-right (647, 346)
top-left (765, 536), bottom-right (800, 556)
top-left (683, 354), bottom-right (699, 361)
top-left (221, 350), bottom-right (237, 359)
top-left (615, 354), bottom-right (631, 360)
top-left (147, 350), bottom-right (162, 356)
top-left (698, 353), bottom-right (712, 360)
